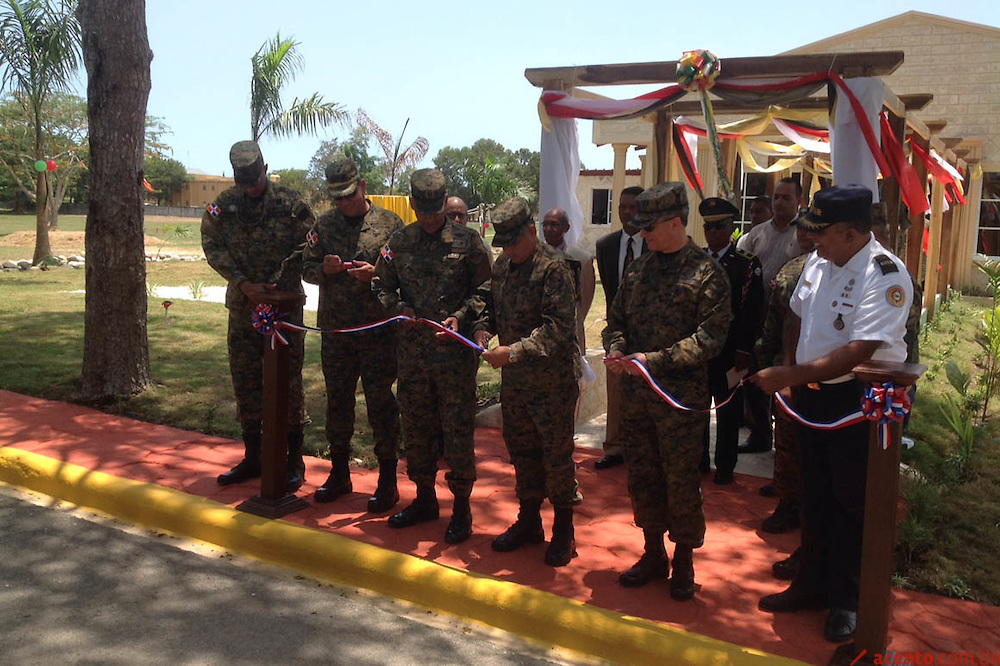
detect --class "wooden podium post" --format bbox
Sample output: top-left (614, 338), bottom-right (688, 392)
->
top-left (237, 291), bottom-right (310, 519)
top-left (831, 360), bottom-right (926, 666)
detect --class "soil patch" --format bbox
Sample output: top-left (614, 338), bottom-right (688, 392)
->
top-left (0, 230), bottom-right (164, 251)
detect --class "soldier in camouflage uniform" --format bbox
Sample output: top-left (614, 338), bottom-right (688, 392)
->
top-left (302, 159), bottom-right (405, 511)
top-left (473, 197), bottom-right (582, 567)
top-left (371, 169), bottom-right (492, 544)
top-left (603, 182), bottom-right (731, 601)
top-left (201, 141), bottom-right (314, 491)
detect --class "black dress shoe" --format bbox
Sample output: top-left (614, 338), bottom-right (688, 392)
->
top-left (759, 587), bottom-right (828, 613)
top-left (758, 484), bottom-right (776, 497)
top-left (737, 440), bottom-right (772, 454)
top-left (594, 454), bottom-right (624, 470)
top-left (713, 470), bottom-right (734, 485)
top-left (618, 552), bottom-right (669, 588)
top-left (824, 608), bottom-right (857, 643)
top-left (771, 549), bottom-right (800, 580)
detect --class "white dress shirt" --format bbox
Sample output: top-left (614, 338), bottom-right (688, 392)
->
top-left (618, 231), bottom-right (645, 277)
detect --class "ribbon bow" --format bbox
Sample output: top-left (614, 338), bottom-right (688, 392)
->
top-left (676, 50), bottom-right (721, 91)
top-left (862, 381), bottom-right (911, 450)
top-left (251, 303), bottom-right (290, 349)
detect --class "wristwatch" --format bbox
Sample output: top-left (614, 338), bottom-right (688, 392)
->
top-left (508, 346), bottom-right (517, 364)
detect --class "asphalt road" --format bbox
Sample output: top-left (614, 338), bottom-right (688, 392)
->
top-left (0, 485), bottom-right (606, 666)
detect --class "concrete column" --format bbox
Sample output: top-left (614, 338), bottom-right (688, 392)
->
top-left (610, 143), bottom-right (628, 232)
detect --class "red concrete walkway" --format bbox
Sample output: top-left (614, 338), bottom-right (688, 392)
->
top-left (1, 389), bottom-right (996, 664)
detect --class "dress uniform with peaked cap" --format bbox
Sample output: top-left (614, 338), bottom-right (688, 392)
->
top-left (302, 158), bottom-right (405, 510)
top-left (475, 197), bottom-right (582, 566)
top-left (603, 182), bottom-right (731, 600)
top-left (698, 197), bottom-right (765, 484)
top-left (755, 184), bottom-right (912, 643)
top-left (372, 168), bottom-right (492, 544)
top-left (201, 140), bottom-right (314, 490)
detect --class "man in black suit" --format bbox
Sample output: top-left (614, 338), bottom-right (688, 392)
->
top-left (698, 198), bottom-right (765, 485)
top-left (593, 186), bottom-right (646, 469)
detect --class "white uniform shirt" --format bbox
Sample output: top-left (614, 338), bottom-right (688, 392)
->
top-left (791, 234), bottom-right (912, 381)
top-left (618, 231), bottom-right (645, 277)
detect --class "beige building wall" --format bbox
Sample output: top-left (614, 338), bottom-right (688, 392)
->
top-left (171, 173), bottom-right (235, 208)
top-left (782, 12), bottom-right (1000, 169)
top-left (574, 169), bottom-right (642, 253)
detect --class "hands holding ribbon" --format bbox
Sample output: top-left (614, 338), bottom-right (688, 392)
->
top-left (603, 350), bottom-right (648, 376)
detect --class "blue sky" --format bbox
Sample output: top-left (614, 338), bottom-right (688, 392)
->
top-left (121, 2), bottom-right (1000, 178)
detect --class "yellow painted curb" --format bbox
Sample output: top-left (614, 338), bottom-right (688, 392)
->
top-left (1, 447), bottom-right (807, 666)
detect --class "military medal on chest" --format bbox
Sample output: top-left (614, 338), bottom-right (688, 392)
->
top-left (830, 277), bottom-right (856, 330)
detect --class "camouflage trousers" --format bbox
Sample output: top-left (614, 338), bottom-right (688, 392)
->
top-left (397, 334), bottom-right (478, 497)
top-left (500, 371), bottom-right (582, 509)
top-left (621, 375), bottom-right (707, 547)
top-left (772, 403), bottom-right (802, 503)
top-left (227, 303), bottom-right (305, 436)
top-left (321, 327), bottom-right (400, 461)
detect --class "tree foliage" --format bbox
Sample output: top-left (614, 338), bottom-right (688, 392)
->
top-left (355, 109), bottom-right (428, 195)
top-left (433, 139), bottom-right (539, 208)
top-left (249, 32), bottom-right (346, 142)
top-left (304, 126), bottom-right (389, 203)
top-left (0, 0), bottom-right (82, 262)
top-left (144, 153), bottom-right (187, 205)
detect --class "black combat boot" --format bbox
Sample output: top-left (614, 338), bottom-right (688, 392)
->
top-left (761, 498), bottom-right (801, 534)
top-left (619, 529), bottom-right (669, 588)
top-left (544, 507), bottom-right (576, 567)
top-left (444, 494), bottom-right (473, 544)
top-left (492, 500), bottom-right (544, 552)
top-left (286, 432), bottom-right (307, 493)
top-left (217, 431), bottom-right (261, 485)
top-left (313, 453), bottom-right (352, 503)
top-left (388, 485), bottom-right (439, 528)
top-left (670, 543), bottom-right (696, 601)
top-left (367, 459), bottom-right (399, 513)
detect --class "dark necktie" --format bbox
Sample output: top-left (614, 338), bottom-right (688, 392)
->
top-left (622, 237), bottom-right (634, 280)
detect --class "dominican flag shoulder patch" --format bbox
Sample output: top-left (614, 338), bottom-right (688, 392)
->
top-left (206, 203), bottom-right (220, 218)
top-left (380, 244), bottom-right (393, 263)
top-left (306, 229), bottom-right (319, 247)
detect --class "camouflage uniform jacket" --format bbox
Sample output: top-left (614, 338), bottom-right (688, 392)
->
top-left (604, 238), bottom-right (731, 403)
top-left (371, 219), bottom-right (491, 338)
top-left (201, 181), bottom-right (314, 309)
top-left (301, 202), bottom-right (405, 329)
top-left (755, 253), bottom-right (808, 368)
top-left (477, 240), bottom-right (579, 383)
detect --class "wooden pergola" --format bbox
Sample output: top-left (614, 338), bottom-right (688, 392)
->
top-left (525, 51), bottom-right (979, 317)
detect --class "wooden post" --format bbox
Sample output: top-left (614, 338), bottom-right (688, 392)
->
top-left (939, 205), bottom-right (954, 297)
top-left (237, 291), bottom-right (310, 519)
top-left (882, 113), bottom-right (907, 256)
top-left (923, 179), bottom-right (946, 319)
top-left (653, 110), bottom-right (673, 185)
top-left (831, 360), bottom-right (926, 666)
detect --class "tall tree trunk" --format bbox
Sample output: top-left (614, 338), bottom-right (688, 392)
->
top-left (32, 170), bottom-right (51, 264)
top-left (78, 0), bottom-right (152, 400)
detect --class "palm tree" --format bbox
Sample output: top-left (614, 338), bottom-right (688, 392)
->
top-left (466, 156), bottom-right (534, 206)
top-left (250, 32), bottom-right (346, 142)
top-left (0, 0), bottom-right (81, 264)
top-left (356, 109), bottom-right (429, 195)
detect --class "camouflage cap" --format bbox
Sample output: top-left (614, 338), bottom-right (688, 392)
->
top-left (800, 184), bottom-right (872, 232)
top-left (633, 182), bottom-right (688, 229)
top-left (698, 197), bottom-right (740, 223)
top-left (410, 169), bottom-right (447, 214)
top-left (325, 159), bottom-right (360, 198)
top-left (229, 141), bottom-right (264, 187)
top-left (491, 197), bottom-right (534, 248)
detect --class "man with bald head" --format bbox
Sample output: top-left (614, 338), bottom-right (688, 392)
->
top-left (542, 207), bottom-right (595, 353)
top-left (444, 195), bottom-right (493, 263)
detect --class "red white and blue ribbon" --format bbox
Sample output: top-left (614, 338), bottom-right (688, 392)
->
top-left (251, 304), bottom-right (484, 353)
top-left (613, 357), bottom-right (746, 414)
top-left (773, 381), bottom-right (910, 449)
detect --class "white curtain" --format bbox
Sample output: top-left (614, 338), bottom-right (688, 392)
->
top-left (830, 77), bottom-right (884, 202)
top-left (539, 118), bottom-right (584, 248)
